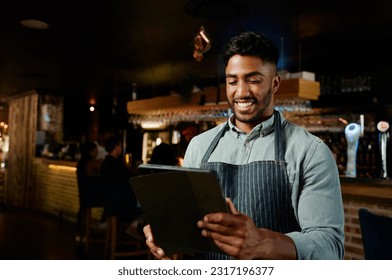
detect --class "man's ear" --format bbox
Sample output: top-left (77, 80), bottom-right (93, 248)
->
top-left (272, 74), bottom-right (281, 94)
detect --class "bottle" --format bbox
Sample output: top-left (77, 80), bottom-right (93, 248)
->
top-left (132, 83), bottom-right (137, 101)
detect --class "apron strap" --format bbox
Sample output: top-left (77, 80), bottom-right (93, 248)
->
top-left (201, 122), bottom-right (228, 164)
top-left (274, 110), bottom-right (286, 162)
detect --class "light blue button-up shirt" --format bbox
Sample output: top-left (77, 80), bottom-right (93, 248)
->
top-left (183, 111), bottom-right (345, 260)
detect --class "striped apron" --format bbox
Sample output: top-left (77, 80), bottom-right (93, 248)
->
top-left (198, 111), bottom-right (300, 259)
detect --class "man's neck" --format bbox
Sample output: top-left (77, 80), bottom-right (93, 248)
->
top-left (231, 114), bottom-right (274, 134)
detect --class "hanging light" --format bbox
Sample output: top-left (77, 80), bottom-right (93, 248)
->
top-left (193, 26), bottom-right (211, 62)
top-left (20, 19), bottom-right (49, 30)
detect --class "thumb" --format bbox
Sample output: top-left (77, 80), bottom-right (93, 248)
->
top-left (225, 197), bottom-right (240, 214)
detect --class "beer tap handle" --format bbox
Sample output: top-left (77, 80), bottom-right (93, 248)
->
top-left (377, 121), bottom-right (389, 178)
top-left (345, 123), bottom-right (361, 178)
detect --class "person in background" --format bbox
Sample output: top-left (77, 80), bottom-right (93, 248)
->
top-left (101, 135), bottom-right (144, 240)
top-left (177, 124), bottom-right (199, 165)
top-left (101, 136), bottom-right (128, 181)
top-left (149, 142), bottom-right (180, 166)
top-left (88, 126), bottom-right (108, 162)
top-left (77, 141), bottom-right (101, 178)
top-left (143, 31), bottom-right (344, 260)
top-left (75, 141), bottom-right (102, 241)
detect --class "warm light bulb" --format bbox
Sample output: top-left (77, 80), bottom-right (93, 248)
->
top-left (156, 138), bottom-right (162, 145)
top-left (20, 19), bottom-right (49, 30)
top-left (89, 106), bottom-right (95, 112)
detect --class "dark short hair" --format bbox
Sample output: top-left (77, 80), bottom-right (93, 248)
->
top-left (80, 141), bottom-right (97, 160)
top-left (149, 142), bottom-right (178, 165)
top-left (104, 135), bottom-right (121, 153)
top-left (222, 31), bottom-right (279, 67)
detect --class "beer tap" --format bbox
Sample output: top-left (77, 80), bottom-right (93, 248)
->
top-left (377, 121), bottom-right (390, 178)
top-left (345, 123), bottom-right (361, 177)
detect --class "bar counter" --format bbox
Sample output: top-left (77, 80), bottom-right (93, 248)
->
top-left (33, 158), bottom-right (103, 222)
top-left (341, 176), bottom-right (392, 203)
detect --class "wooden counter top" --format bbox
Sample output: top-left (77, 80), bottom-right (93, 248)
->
top-left (33, 158), bottom-right (392, 203)
top-left (340, 176), bottom-right (392, 203)
top-left (34, 157), bottom-right (77, 168)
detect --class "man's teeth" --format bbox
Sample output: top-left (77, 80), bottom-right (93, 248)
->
top-left (236, 102), bottom-right (252, 109)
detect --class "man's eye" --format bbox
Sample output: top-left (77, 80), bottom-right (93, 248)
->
top-left (247, 79), bottom-right (262, 84)
top-left (227, 80), bottom-right (237, 85)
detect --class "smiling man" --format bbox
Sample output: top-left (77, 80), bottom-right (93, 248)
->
top-left (143, 31), bottom-right (345, 260)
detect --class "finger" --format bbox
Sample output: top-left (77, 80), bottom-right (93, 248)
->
top-left (226, 197), bottom-right (240, 215)
top-left (149, 249), bottom-right (171, 260)
top-left (202, 229), bottom-right (244, 257)
top-left (202, 222), bottom-right (245, 239)
top-left (213, 239), bottom-right (242, 258)
top-left (143, 224), bottom-right (170, 259)
top-left (143, 224), bottom-right (154, 241)
top-left (146, 240), bottom-right (171, 260)
top-left (143, 224), bottom-right (151, 236)
top-left (203, 211), bottom-right (240, 226)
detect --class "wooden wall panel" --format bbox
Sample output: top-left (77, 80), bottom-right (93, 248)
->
top-left (6, 92), bottom-right (38, 207)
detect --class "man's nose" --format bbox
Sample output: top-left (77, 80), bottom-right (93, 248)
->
top-left (237, 81), bottom-right (250, 97)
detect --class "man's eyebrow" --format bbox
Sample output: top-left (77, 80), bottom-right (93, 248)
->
top-left (244, 71), bottom-right (263, 78)
top-left (225, 71), bottom-right (263, 79)
top-left (225, 73), bottom-right (237, 79)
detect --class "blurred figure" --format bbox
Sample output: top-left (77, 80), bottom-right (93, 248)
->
top-left (76, 141), bottom-right (102, 241)
top-left (88, 126), bottom-right (108, 162)
top-left (149, 142), bottom-right (180, 166)
top-left (176, 123), bottom-right (199, 166)
top-left (101, 135), bottom-right (144, 240)
top-left (77, 141), bottom-right (100, 178)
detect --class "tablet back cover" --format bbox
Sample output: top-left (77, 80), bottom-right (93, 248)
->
top-left (130, 167), bottom-right (228, 255)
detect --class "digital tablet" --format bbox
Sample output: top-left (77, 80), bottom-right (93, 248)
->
top-left (130, 164), bottom-right (228, 255)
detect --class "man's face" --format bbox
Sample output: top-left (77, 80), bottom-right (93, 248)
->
top-left (225, 54), bottom-right (280, 133)
top-left (114, 142), bottom-right (123, 157)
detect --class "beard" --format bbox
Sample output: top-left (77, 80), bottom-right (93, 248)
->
top-left (231, 88), bottom-right (273, 125)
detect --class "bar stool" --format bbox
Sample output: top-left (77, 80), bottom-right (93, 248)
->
top-left (103, 186), bottom-right (149, 259)
top-left (358, 208), bottom-right (392, 260)
top-left (104, 215), bottom-right (149, 259)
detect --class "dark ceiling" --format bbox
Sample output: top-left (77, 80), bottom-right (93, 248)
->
top-left (0, 0), bottom-right (391, 105)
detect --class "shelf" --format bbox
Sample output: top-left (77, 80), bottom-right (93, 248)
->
top-left (127, 78), bottom-right (320, 115)
top-left (276, 79), bottom-right (320, 100)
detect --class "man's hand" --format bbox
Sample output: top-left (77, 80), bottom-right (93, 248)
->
top-left (197, 198), bottom-right (297, 260)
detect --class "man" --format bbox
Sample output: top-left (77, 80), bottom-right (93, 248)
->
top-left (88, 126), bottom-right (108, 162)
top-left (143, 31), bottom-right (345, 260)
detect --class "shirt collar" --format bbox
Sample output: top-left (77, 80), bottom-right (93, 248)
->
top-left (227, 110), bottom-right (282, 138)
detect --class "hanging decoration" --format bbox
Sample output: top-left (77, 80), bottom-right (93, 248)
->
top-left (193, 26), bottom-right (211, 62)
